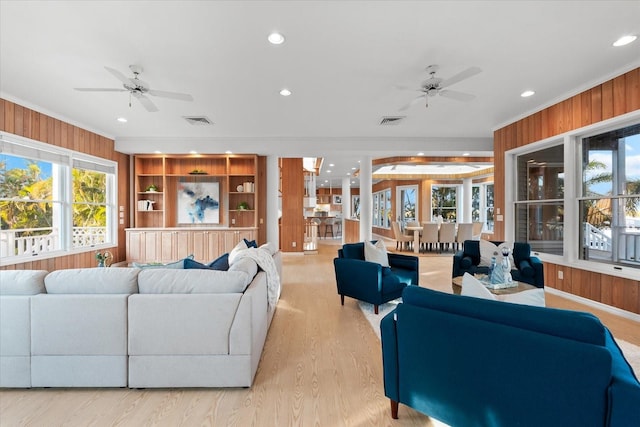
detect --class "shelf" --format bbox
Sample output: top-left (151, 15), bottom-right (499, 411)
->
top-left (139, 210), bottom-right (164, 213)
top-left (229, 192), bottom-right (255, 195)
top-left (138, 191), bottom-right (164, 195)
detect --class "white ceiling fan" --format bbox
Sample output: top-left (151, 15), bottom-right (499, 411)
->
top-left (74, 65), bottom-right (193, 112)
top-left (397, 65), bottom-right (481, 110)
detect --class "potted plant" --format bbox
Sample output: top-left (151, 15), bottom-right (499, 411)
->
top-left (237, 201), bottom-right (250, 210)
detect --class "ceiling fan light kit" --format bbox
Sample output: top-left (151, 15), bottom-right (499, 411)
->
top-left (74, 65), bottom-right (194, 112)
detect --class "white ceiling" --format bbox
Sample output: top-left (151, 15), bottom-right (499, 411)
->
top-left (1, 1), bottom-right (639, 187)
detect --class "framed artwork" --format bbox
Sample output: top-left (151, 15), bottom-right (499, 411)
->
top-left (177, 181), bottom-right (220, 224)
top-left (333, 195), bottom-right (342, 205)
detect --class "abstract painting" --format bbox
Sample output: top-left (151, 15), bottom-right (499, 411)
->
top-left (177, 181), bottom-right (220, 224)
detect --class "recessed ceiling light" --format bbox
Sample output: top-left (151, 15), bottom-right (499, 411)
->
top-left (326, 170), bottom-right (331, 173)
top-left (268, 32), bottom-right (285, 45)
top-left (225, 150), bottom-right (232, 154)
top-left (463, 152), bottom-right (470, 156)
top-left (417, 152), bottom-right (424, 156)
top-left (613, 35), bottom-right (637, 47)
top-left (279, 88), bottom-right (292, 96)
top-left (154, 150), bottom-right (162, 154)
top-left (116, 117), bottom-right (127, 123)
top-left (521, 90), bottom-right (535, 98)
top-left (347, 172), bottom-right (351, 176)
top-left (329, 163), bottom-right (335, 167)
top-left (351, 167), bottom-right (356, 170)
top-left (189, 150), bottom-right (198, 154)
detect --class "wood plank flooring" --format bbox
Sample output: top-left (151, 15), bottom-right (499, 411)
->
top-left (0, 240), bottom-right (638, 426)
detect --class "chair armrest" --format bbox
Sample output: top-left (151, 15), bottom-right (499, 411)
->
top-left (334, 258), bottom-right (383, 294)
top-left (380, 309), bottom-right (400, 401)
top-left (452, 251), bottom-right (465, 278)
top-left (388, 253), bottom-right (419, 285)
top-left (530, 256), bottom-right (544, 288)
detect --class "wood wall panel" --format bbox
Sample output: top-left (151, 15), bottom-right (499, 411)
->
top-left (493, 67), bottom-right (640, 313)
top-left (280, 158), bottom-right (304, 252)
top-left (257, 156), bottom-right (267, 245)
top-left (0, 98), bottom-right (130, 270)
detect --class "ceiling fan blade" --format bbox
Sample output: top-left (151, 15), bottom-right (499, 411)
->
top-left (398, 94), bottom-right (426, 111)
top-left (147, 89), bottom-right (193, 101)
top-left (132, 92), bottom-right (159, 112)
top-left (104, 66), bottom-right (134, 86)
top-left (439, 89), bottom-right (476, 102)
top-left (439, 66), bottom-right (481, 88)
top-left (74, 87), bottom-right (127, 92)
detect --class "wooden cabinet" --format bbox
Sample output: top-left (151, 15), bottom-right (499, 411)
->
top-left (133, 154), bottom-right (258, 229)
top-left (125, 228), bottom-right (257, 264)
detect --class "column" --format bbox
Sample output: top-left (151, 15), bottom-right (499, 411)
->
top-left (463, 178), bottom-right (472, 223)
top-left (342, 177), bottom-right (351, 244)
top-left (266, 155), bottom-right (280, 249)
top-left (359, 156), bottom-right (373, 241)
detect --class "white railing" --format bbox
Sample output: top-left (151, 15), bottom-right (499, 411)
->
top-left (304, 221), bottom-right (319, 252)
top-left (584, 223), bottom-right (612, 252)
top-left (0, 227), bottom-right (106, 257)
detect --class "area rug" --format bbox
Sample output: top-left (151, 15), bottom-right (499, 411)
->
top-left (358, 300), bottom-right (640, 376)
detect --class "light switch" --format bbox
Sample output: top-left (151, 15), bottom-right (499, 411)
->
top-left (496, 215), bottom-right (503, 221)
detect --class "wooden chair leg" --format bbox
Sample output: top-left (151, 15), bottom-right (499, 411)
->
top-left (390, 399), bottom-right (399, 419)
top-left (374, 304), bottom-right (379, 314)
top-left (340, 295), bottom-right (345, 306)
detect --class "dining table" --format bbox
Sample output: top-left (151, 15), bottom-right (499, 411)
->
top-left (405, 225), bottom-right (423, 254)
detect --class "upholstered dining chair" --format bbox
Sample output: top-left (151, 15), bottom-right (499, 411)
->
top-left (472, 221), bottom-right (484, 240)
top-left (420, 223), bottom-right (439, 253)
top-left (438, 222), bottom-right (457, 253)
top-left (392, 221), bottom-right (413, 251)
top-left (455, 223), bottom-right (473, 251)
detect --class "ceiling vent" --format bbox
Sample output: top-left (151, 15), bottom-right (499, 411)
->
top-left (183, 116), bottom-right (214, 126)
top-left (379, 116), bottom-right (405, 126)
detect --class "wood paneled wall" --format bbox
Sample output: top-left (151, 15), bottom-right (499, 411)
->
top-left (493, 67), bottom-right (640, 314)
top-left (257, 156), bottom-right (267, 245)
top-left (280, 158), bottom-right (304, 252)
top-left (0, 99), bottom-right (130, 270)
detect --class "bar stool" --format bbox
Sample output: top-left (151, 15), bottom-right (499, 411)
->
top-left (324, 218), bottom-right (335, 238)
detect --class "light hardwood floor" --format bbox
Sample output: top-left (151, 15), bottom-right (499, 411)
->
top-left (0, 240), bottom-right (638, 427)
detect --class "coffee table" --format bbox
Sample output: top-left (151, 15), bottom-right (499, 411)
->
top-left (451, 275), bottom-right (537, 295)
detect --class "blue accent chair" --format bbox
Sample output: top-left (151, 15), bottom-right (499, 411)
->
top-left (381, 286), bottom-right (640, 426)
top-left (452, 240), bottom-right (544, 287)
top-left (333, 242), bottom-right (418, 314)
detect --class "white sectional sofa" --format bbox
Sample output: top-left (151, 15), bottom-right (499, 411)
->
top-left (0, 248), bottom-right (281, 389)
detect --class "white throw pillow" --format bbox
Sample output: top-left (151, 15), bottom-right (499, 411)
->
top-left (461, 273), bottom-right (496, 301)
top-left (259, 241), bottom-right (278, 255)
top-left (498, 289), bottom-right (546, 307)
top-left (479, 240), bottom-right (514, 267)
top-left (364, 240), bottom-right (390, 267)
top-left (228, 239), bottom-right (249, 265)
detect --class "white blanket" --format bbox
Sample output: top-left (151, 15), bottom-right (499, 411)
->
top-left (233, 247), bottom-right (281, 309)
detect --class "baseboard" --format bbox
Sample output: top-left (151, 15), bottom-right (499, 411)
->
top-left (545, 287), bottom-right (640, 323)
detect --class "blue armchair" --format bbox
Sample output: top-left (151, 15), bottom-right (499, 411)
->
top-left (452, 240), bottom-right (544, 287)
top-left (334, 242), bottom-right (418, 314)
top-left (381, 286), bottom-right (640, 426)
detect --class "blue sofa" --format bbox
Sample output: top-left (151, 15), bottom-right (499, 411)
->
top-left (452, 240), bottom-right (544, 287)
top-left (334, 242), bottom-right (419, 314)
top-left (381, 286), bottom-right (640, 426)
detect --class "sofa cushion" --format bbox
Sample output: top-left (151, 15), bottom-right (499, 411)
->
top-left (402, 286), bottom-right (606, 346)
top-left (342, 242), bottom-right (365, 260)
top-left (138, 262), bottom-right (257, 294)
top-left (364, 240), bottom-right (390, 267)
top-left (381, 272), bottom-right (403, 295)
top-left (228, 239), bottom-right (249, 264)
top-left (519, 259), bottom-right (535, 277)
top-left (460, 256), bottom-right (473, 269)
top-left (0, 270), bottom-right (47, 295)
top-left (132, 255), bottom-right (193, 269)
top-left (44, 268), bottom-right (140, 294)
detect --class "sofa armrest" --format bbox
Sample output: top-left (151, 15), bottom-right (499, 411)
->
top-left (380, 309), bottom-right (400, 401)
top-left (605, 329), bottom-right (640, 427)
top-left (334, 258), bottom-right (382, 294)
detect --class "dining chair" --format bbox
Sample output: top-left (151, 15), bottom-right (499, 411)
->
top-left (392, 221), bottom-right (413, 251)
top-left (455, 223), bottom-right (474, 250)
top-left (472, 221), bottom-right (484, 240)
top-left (420, 223), bottom-right (439, 253)
top-left (438, 222), bottom-right (457, 253)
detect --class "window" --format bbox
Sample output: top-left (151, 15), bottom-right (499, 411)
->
top-left (485, 183), bottom-right (495, 232)
top-left (372, 189), bottom-right (391, 228)
top-left (472, 183), bottom-right (494, 232)
top-left (514, 145), bottom-right (564, 255)
top-left (431, 185), bottom-right (457, 222)
top-left (397, 185), bottom-right (417, 224)
top-left (579, 123), bottom-right (640, 267)
top-left (0, 133), bottom-right (117, 264)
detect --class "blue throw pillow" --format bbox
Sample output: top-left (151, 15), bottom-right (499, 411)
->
top-left (184, 258), bottom-right (216, 270)
top-left (243, 238), bottom-right (258, 248)
top-left (208, 253), bottom-right (230, 271)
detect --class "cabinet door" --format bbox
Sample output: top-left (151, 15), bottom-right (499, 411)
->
top-left (126, 230), bottom-right (145, 262)
top-left (191, 231), bottom-right (221, 263)
top-left (158, 231), bottom-right (191, 262)
top-left (221, 229), bottom-right (256, 253)
top-left (143, 231), bottom-right (160, 263)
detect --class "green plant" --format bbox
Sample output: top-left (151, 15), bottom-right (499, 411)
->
top-left (237, 201), bottom-right (249, 210)
top-left (145, 184), bottom-right (158, 192)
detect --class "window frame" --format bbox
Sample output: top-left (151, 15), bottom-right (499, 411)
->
top-left (0, 132), bottom-right (118, 266)
top-left (505, 110), bottom-right (640, 280)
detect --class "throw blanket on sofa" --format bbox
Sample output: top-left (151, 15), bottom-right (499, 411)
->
top-left (234, 248), bottom-right (281, 309)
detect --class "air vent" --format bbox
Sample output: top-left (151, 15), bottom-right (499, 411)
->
top-left (183, 116), bottom-right (214, 126)
top-left (379, 116), bottom-right (405, 126)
